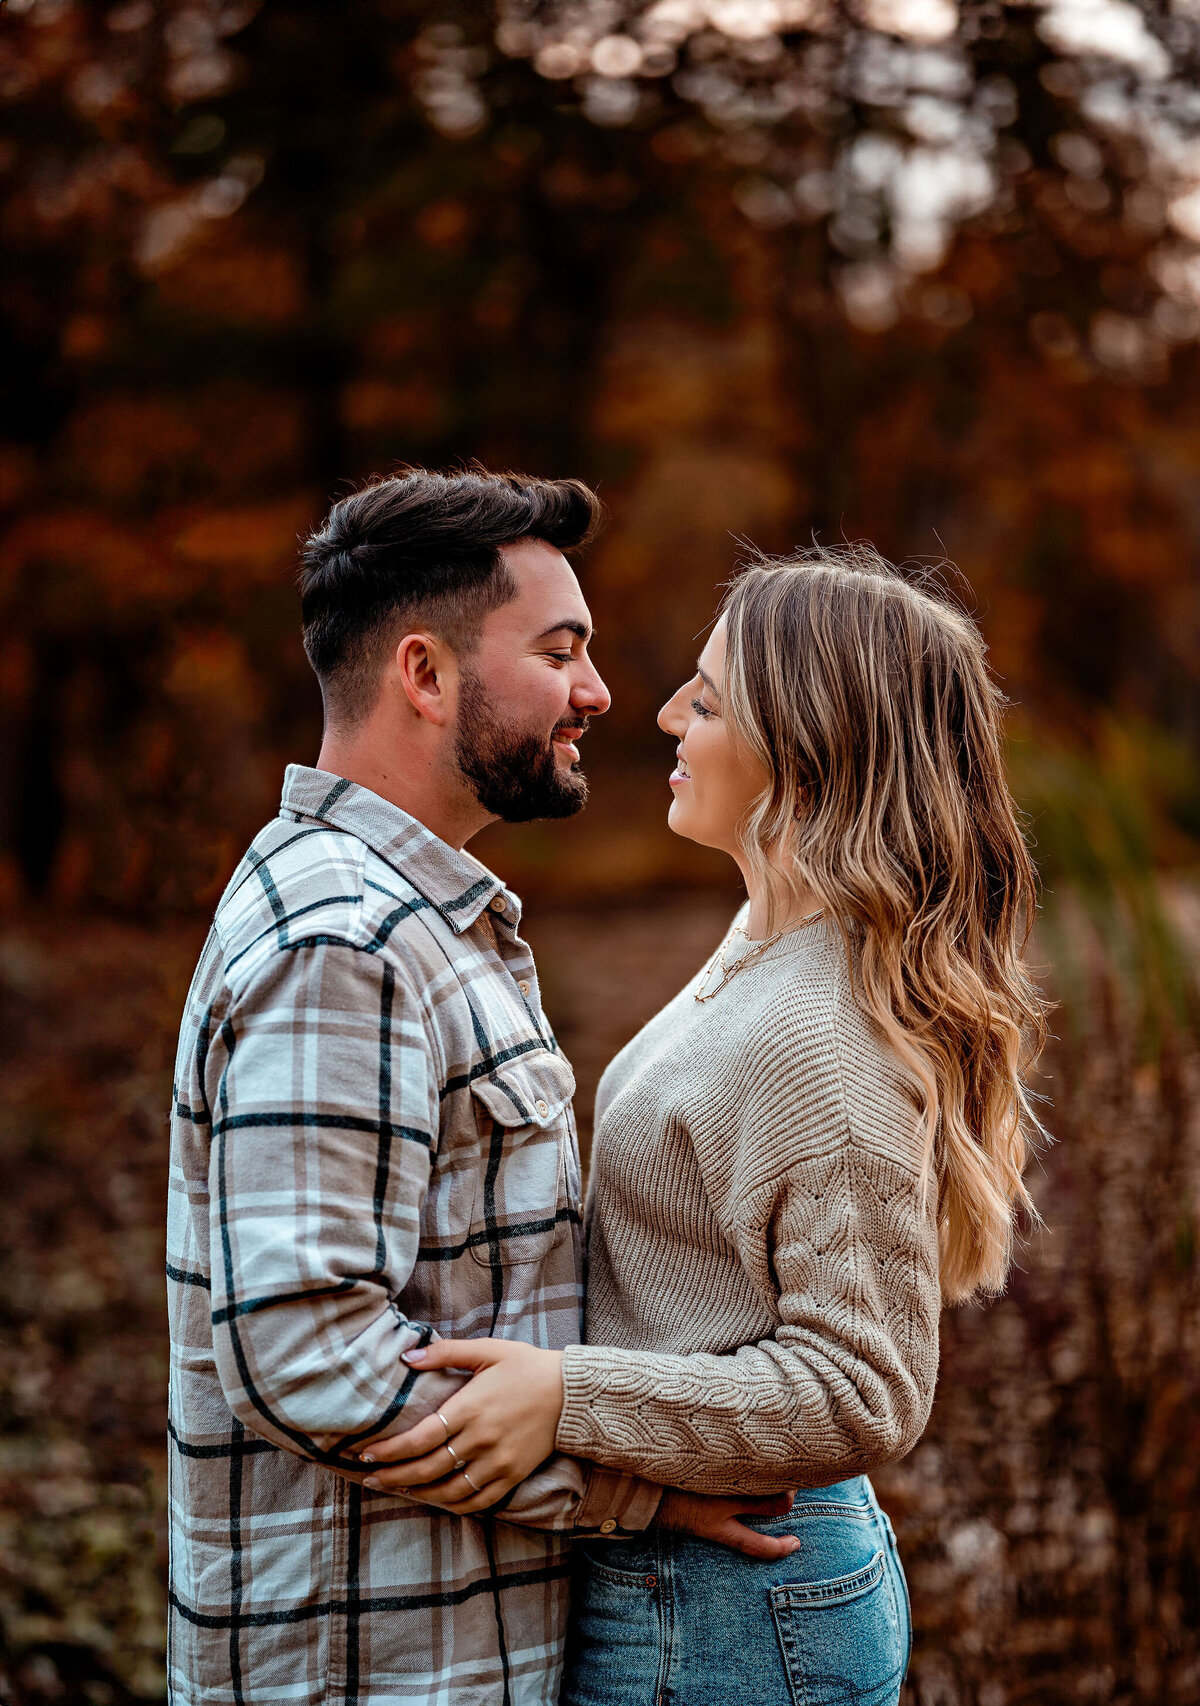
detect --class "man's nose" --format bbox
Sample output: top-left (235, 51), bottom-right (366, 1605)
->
top-left (572, 662), bottom-right (611, 718)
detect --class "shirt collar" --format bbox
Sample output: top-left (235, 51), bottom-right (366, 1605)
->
top-left (280, 764), bottom-right (518, 935)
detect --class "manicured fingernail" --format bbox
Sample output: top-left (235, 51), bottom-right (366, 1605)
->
top-left (402, 1348), bottom-right (427, 1363)
top-left (363, 1476), bottom-right (381, 1491)
top-left (360, 1454), bottom-right (376, 1463)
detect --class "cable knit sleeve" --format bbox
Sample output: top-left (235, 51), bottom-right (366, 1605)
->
top-left (554, 976), bottom-right (942, 1495)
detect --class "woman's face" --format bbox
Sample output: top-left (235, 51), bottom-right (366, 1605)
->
top-left (657, 616), bottom-right (770, 856)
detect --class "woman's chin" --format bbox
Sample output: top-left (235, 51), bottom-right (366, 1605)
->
top-left (666, 798), bottom-right (702, 845)
top-left (667, 799), bottom-right (735, 858)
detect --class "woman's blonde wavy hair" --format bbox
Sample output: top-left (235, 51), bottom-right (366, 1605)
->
top-left (720, 544), bottom-right (1049, 1304)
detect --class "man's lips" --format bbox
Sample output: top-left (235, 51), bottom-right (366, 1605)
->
top-left (552, 723), bottom-right (586, 763)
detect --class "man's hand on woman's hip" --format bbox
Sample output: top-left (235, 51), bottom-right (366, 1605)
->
top-left (655, 1489), bottom-right (802, 1560)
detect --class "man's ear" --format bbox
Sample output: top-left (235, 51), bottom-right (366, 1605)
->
top-left (393, 632), bottom-right (457, 727)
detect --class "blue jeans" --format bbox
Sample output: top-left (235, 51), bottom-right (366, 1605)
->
top-left (562, 1478), bottom-right (911, 1706)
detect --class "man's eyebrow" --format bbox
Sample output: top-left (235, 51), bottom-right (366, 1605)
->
top-left (697, 665), bottom-right (721, 696)
top-left (536, 619), bottom-right (593, 642)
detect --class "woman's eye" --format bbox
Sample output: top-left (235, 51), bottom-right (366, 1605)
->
top-left (690, 697), bottom-right (715, 718)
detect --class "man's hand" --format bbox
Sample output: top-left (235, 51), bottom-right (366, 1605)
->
top-left (656, 1489), bottom-right (802, 1561)
top-left (351, 1339), bottom-right (564, 1515)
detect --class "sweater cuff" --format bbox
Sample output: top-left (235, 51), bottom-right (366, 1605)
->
top-left (557, 1341), bottom-right (646, 1461)
top-left (574, 1465), bottom-right (662, 1535)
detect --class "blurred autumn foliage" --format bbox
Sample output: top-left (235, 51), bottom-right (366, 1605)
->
top-left (4, 0), bottom-right (1200, 914)
top-left (1, 2), bottom-right (1198, 1703)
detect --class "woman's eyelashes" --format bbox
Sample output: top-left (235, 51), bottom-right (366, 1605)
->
top-left (690, 696), bottom-right (716, 718)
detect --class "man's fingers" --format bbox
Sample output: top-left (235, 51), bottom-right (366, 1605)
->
top-left (715, 1520), bottom-right (802, 1561)
top-left (740, 1492), bottom-right (795, 1520)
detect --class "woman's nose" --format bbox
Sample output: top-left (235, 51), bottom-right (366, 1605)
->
top-left (658, 689), bottom-right (685, 737)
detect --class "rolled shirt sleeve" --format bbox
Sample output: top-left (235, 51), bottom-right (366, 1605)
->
top-left (208, 939), bottom-right (469, 1463)
top-left (494, 1458), bottom-right (663, 1536)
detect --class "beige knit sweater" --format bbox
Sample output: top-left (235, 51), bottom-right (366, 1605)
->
top-left (554, 910), bottom-right (942, 1496)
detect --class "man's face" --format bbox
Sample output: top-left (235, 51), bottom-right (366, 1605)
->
top-left (453, 539), bottom-right (611, 823)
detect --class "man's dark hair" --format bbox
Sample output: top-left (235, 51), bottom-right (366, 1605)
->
top-left (299, 466), bottom-right (602, 726)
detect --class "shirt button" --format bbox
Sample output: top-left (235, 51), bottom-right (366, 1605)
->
top-left (518, 980), bottom-right (531, 996)
top-left (600, 1519), bottom-right (617, 1534)
top-left (534, 1099), bottom-right (549, 1117)
top-left (489, 895), bottom-right (507, 914)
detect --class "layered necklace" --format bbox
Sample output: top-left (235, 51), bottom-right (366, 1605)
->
top-left (694, 910), bottom-right (823, 1003)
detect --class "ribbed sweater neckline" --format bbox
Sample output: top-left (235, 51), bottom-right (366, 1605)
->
top-left (710, 909), bottom-right (832, 975)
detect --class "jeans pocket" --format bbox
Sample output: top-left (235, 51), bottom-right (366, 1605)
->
top-left (572, 1534), bottom-right (659, 1580)
top-left (564, 1549), bottom-right (662, 1706)
top-left (769, 1550), bottom-right (904, 1706)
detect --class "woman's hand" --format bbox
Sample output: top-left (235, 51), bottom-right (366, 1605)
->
top-left (351, 1339), bottom-right (564, 1515)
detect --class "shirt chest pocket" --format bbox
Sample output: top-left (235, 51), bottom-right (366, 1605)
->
top-left (468, 1051), bottom-right (577, 1267)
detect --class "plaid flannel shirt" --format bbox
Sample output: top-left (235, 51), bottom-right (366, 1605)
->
top-left (167, 766), bottom-right (661, 1706)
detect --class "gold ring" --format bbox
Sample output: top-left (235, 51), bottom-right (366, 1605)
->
top-left (445, 1444), bottom-right (468, 1472)
top-left (462, 1467), bottom-right (482, 1494)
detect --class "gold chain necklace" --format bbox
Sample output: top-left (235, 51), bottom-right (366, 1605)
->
top-left (694, 911), bottom-right (823, 1003)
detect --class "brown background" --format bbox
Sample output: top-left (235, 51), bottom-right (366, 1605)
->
top-left (1, 4), bottom-right (1198, 1703)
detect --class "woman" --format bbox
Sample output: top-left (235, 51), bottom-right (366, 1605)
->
top-left (359, 545), bottom-right (1048, 1704)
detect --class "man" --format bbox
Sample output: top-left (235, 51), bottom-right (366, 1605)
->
top-left (167, 467), bottom-right (791, 1706)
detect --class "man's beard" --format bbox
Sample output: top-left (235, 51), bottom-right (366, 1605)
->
top-left (454, 668), bottom-right (589, 823)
